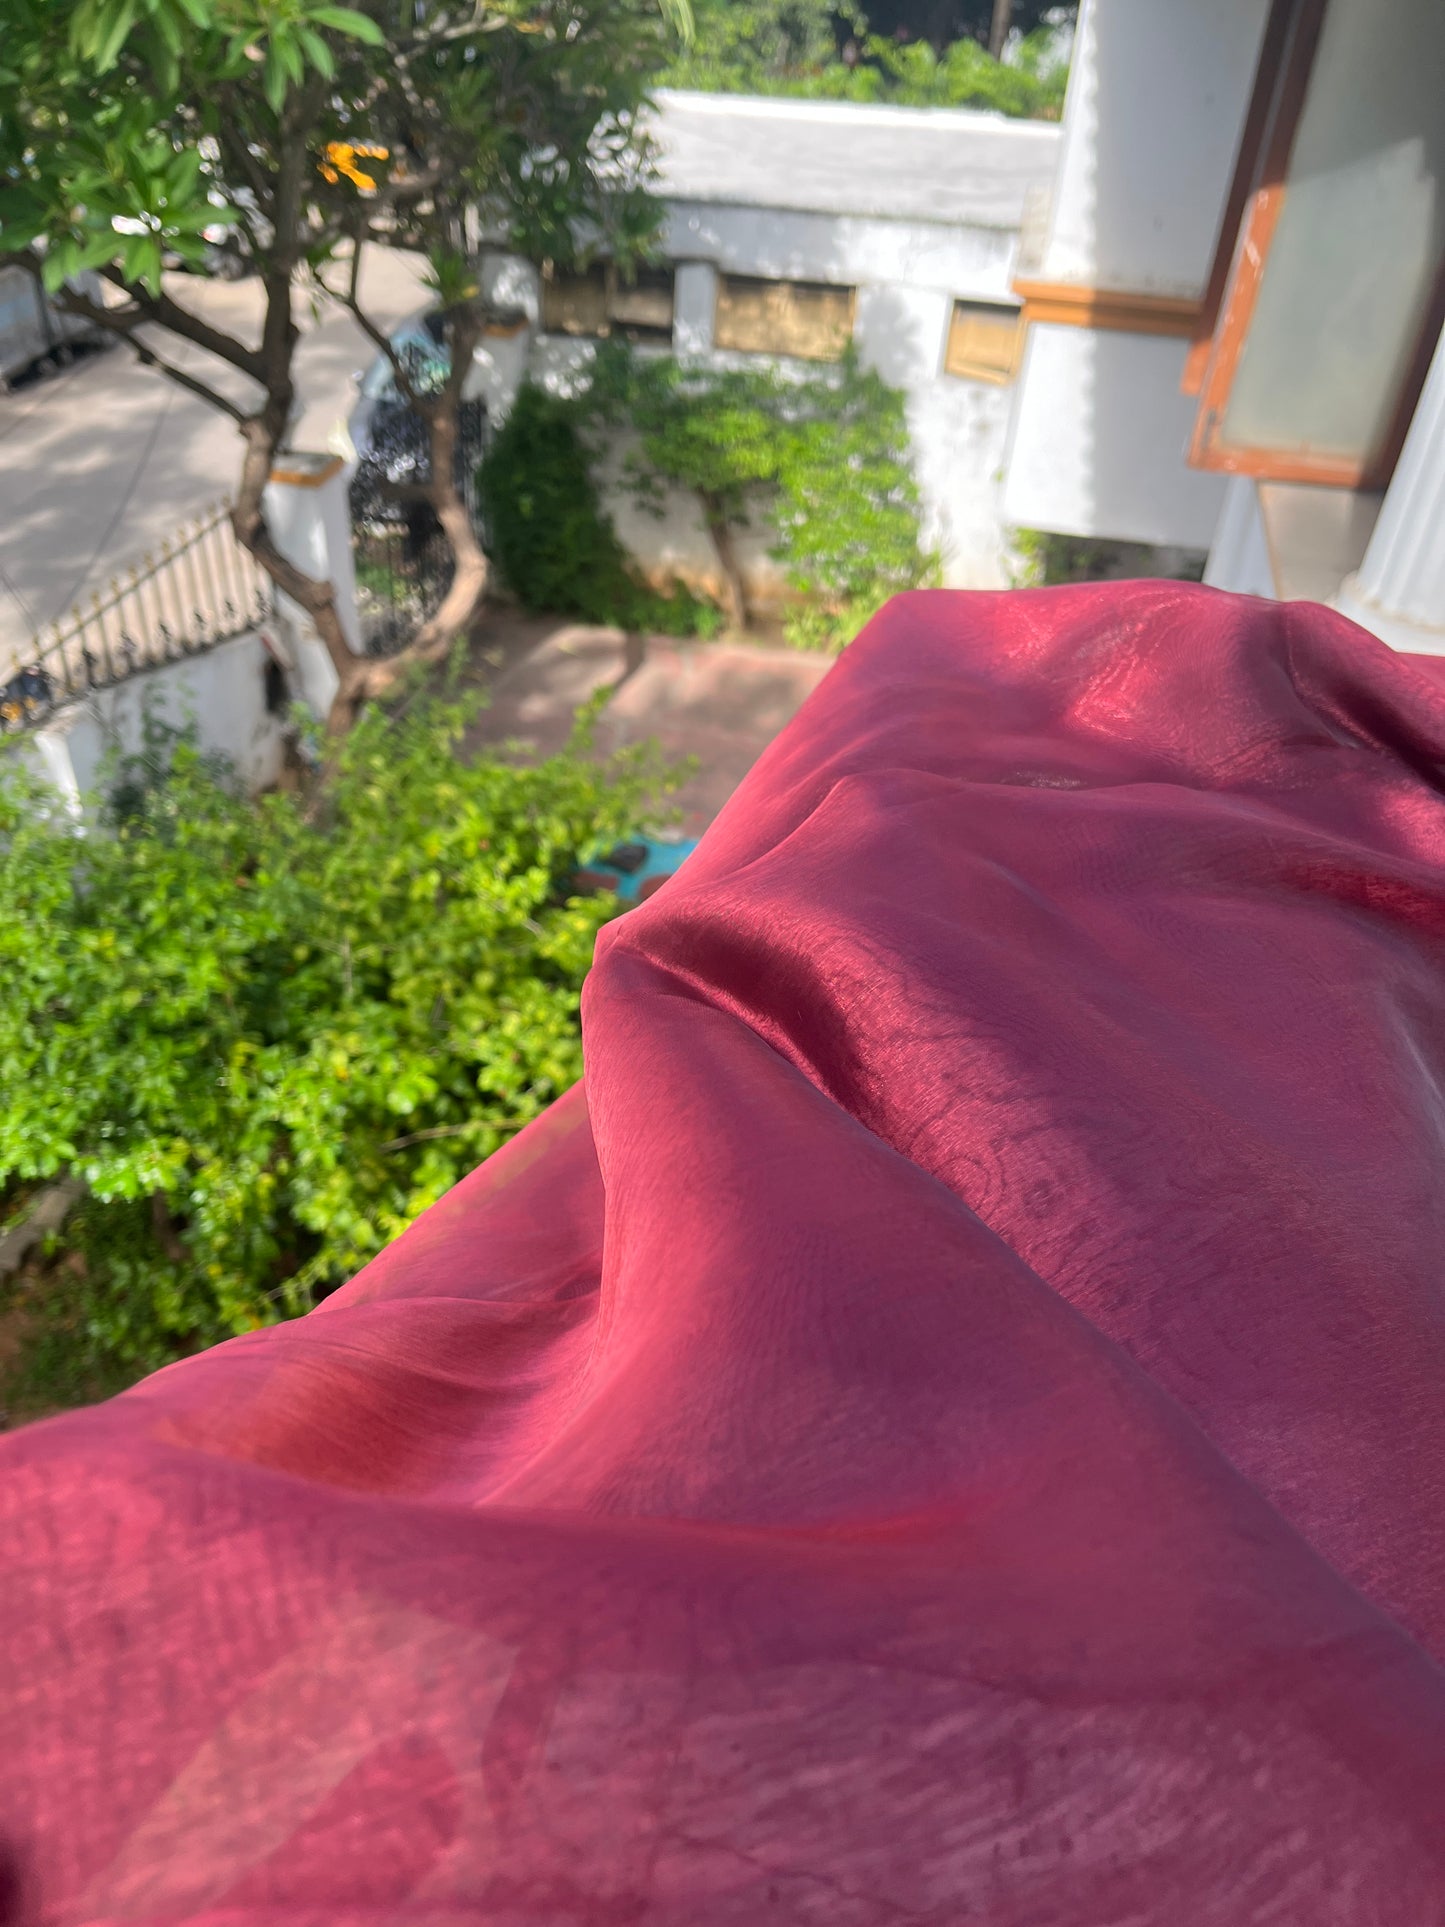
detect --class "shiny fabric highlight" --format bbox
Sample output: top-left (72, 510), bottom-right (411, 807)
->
top-left (4, 585), bottom-right (1445, 1924)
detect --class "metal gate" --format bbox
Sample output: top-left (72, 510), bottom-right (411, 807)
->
top-left (348, 397), bottom-right (489, 657)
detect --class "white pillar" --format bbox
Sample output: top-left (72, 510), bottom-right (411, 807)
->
top-left (672, 262), bottom-right (716, 358)
top-left (262, 452), bottom-right (361, 718)
top-left (1336, 321), bottom-right (1445, 653)
top-left (1204, 475), bottom-right (1275, 598)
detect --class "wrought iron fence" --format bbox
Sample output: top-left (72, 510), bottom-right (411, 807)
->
top-left (349, 396), bottom-right (489, 657)
top-left (1, 502), bottom-right (272, 732)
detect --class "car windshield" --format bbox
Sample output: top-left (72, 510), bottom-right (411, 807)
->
top-left (359, 322), bottom-right (450, 402)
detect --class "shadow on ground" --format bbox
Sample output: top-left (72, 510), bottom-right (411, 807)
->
top-left (463, 608), bottom-right (837, 838)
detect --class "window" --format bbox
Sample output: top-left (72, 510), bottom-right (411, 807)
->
top-left (540, 264), bottom-right (674, 345)
top-left (943, 300), bottom-right (1024, 384)
top-left (1188, 0), bottom-right (1445, 488)
top-left (713, 275), bottom-right (855, 361)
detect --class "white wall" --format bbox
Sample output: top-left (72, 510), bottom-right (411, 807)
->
top-left (262, 455), bottom-right (361, 721)
top-left (20, 629), bottom-right (294, 810)
top-left (461, 199), bottom-right (1027, 595)
top-left (651, 89), bottom-right (1060, 233)
top-left (1003, 325), bottom-right (1229, 548)
top-left (664, 202), bottom-right (1018, 301)
top-left (1040, 0), bottom-right (1272, 296)
top-left (1002, 0), bottom-right (1272, 547)
top-left (1204, 476), bottom-right (1275, 597)
top-left (1335, 317), bottom-right (1445, 654)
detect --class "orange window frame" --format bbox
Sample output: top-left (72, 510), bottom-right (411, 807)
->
top-left (1180, 0), bottom-right (1301, 398)
top-left (1186, 0), bottom-right (1445, 490)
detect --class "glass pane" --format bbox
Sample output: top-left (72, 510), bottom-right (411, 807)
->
top-left (1220, 0), bottom-right (1445, 467)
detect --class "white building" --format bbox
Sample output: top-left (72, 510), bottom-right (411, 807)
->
top-left (1001, 0), bottom-right (1445, 653)
top-left (431, 91), bottom-right (1061, 606)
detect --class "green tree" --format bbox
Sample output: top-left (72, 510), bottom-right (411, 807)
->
top-left (0, 0), bottom-right (690, 731)
top-left (659, 0), bottom-right (862, 93)
top-left (587, 344), bottom-right (788, 630)
top-left (663, 0), bottom-right (1069, 117)
top-left (582, 340), bottom-right (936, 645)
top-left (863, 0), bottom-right (1070, 55)
top-left (0, 691), bottom-right (679, 1394)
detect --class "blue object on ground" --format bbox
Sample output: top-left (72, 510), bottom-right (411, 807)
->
top-left (587, 835), bottom-right (700, 903)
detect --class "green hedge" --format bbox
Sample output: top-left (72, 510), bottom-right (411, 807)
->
top-left (485, 347), bottom-right (937, 653)
top-left (478, 385), bottom-right (719, 636)
top-left (0, 692), bottom-right (678, 1411)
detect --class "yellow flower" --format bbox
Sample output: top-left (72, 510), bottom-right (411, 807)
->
top-left (318, 141), bottom-right (390, 191)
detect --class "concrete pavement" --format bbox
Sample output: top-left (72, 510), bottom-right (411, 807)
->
top-left (0, 247), bottom-right (428, 674)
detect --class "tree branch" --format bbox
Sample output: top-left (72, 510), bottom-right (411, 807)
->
top-left (130, 342), bottom-right (250, 423)
top-left (214, 109), bottom-right (276, 218)
top-left (318, 238), bottom-right (427, 412)
top-left (50, 286), bottom-right (250, 423)
top-left (95, 265), bottom-right (267, 383)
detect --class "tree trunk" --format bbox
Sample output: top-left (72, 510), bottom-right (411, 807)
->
top-left (923, 0), bottom-right (957, 55)
top-left (988, 0), bottom-right (1013, 59)
top-left (702, 494), bottom-right (750, 632)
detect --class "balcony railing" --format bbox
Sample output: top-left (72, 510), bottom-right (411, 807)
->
top-left (1, 502), bottom-right (273, 732)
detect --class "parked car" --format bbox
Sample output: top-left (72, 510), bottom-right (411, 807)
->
top-left (0, 265), bottom-right (109, 391)
top-left (346, 304), bottom-right (525, 471)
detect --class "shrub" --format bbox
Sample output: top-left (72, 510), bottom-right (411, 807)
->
top-left (0, 692), bottom-right (679, 1396)
top-left (1011, 528), bottom-right (1208, 587)
top-left (662, 7), bottom-right (1069, 120)
top-left (477, 384), bottom-right (718, 635)
top-left (584, 341), bottom-right (938, 650)
top-left (770, 355), bottom-right (941, 649)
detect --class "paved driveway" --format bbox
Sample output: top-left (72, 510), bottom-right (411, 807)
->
top-left (0, 248), bottom-right (427, 675)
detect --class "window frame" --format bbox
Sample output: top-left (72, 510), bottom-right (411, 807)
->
top-left (1187, 0), bottom-right (1445, 489)
top-left (942, 297), bottom-right (1026, 386)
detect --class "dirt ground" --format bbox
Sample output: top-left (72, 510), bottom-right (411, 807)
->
top-left (463, 606), bottom-right (837, 837)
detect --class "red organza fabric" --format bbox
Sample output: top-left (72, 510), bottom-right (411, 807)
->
top-left (4, 586), bottom-right (1445, 1926)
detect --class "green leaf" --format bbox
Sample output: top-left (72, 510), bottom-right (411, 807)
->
top-left (262, 45), bottom-right (287, 112)
top-left (153, 4), bottom-right (182, 56)
top-left (297, 26), bottom-right (335, 78)
top-left (93, 0), bottom-right (138, 72)
top-left (168, 146), bottom-right (204, 206)
top-left (0, 207), bottom-right (51, 253)
top-left (120, 229), bottom-right (164, 288)
top-left (74, 229), bottom-right (125, 271)
top-left (277, 33), bottom-right (305, 87)
top-left (40, 244), bottom-right (77, 293)
top-left (307, 5), bottom-right (385, 47)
